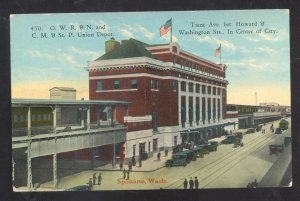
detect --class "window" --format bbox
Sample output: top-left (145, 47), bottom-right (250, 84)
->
top-left (196, 84), bottom-right (200, 93)
top-left (213, 87), bottom-right (216, 95)
top-left (172, 80), bottom-right (177, 91)
top-left (114, 80), bottom-right (120, 89)
top-left (32, 114), bottom-right (36, 121)
top-left (181, 81), bottom-right (186, 91)
top-left (217, 88), bottom-right (221, 95)
top-left (96, 80), bottom-right (103, 91)
top-left (150, 80), bottom-right (158, 90)
top-left (188, 83), bottom-right (193, 92)
top-left (131, 79), bottom-right (138, 89)
top-left (202, 85), bottom-right (206, 94)
top-left (207, 86), bottom-right (211, 94)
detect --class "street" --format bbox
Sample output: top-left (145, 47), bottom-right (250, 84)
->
top-left (39, 118), bottom-right (291, 190)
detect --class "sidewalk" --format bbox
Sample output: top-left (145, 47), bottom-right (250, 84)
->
top-left (95, 151), bottom-right (173, 172)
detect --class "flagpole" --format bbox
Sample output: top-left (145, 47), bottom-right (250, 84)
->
top-left (220, 43), bottom-right (222, 64)
top-left (170, 18), bottom-right (172, 43)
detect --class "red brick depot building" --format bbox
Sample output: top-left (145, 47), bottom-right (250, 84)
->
top-left (87, 38), bottom-right (229, 162)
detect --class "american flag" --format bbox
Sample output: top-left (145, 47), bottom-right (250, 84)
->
top-left (215, 44), bottom-right (221, 57)
top-left (160, 19), bottom-right (172, 37)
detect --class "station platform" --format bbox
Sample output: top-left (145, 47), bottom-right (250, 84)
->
top-left (95, 152), bottom-right (173, 172)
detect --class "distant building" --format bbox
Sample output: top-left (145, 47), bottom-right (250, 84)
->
top-left (227, 104), bottom-right (282, 128)
top-left (259, 102), bottom-right (280, 107)
top-left (50, 87), bottom-right (78, 125)
top-left (50, 87), bottom-right (76, 100)
top-left (259, 102), bottom-right (290, 116)
top-left (87, 38), bottom-right (229, 161)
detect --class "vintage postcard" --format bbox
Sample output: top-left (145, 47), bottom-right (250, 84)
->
top-left (10, 10), bottom-right (291, 191)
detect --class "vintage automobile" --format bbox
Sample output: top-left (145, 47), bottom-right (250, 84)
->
top-left (182, 149), bottom-right (197, 162)
top-left (269, 144), bottom-right (284, 155)
top-left (204, 141), bottom-right (218, 152)
top-left (193, 145), bottom-right (209, 158)
top-left (275, 128), bottom-right (283, 134)
top-left (221, 135), bottom-right (236, 144)
top-left (233, 137), bottom-right (244, 148)
top-left (256, 124), bottom-right (263, 132)
top-left (165, 152), bottom-right (188, 167)
top-left (246, 128), bottom-right (255, 134)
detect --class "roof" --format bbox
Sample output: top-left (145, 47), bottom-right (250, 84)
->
top-left (11, 98), bottom-right (130, 107)
top-left (49, 87), bottom-right (76, 91)
top-left (96, 38), bottom-right (154, 60)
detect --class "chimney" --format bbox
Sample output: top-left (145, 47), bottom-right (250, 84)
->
top-left (105, 37), bottom-right (120, 53)
top-left (121, 40), bottom-right (129, 45)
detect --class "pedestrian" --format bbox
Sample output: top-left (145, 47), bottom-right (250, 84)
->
top-left (128, 161), bottom-right (132, 171)
top-left (157, 152), bottom-right (161, 161)
top-left (92, 173), bottom-right (96, 185)
top-left (97, 173), bottom-right (102, 185)
top-left (183, 178), bottom-right (188, 189)
top-left (132, 156), bottom-right (136, 166)
top-left (194, 176), bottom-right (199, 189)
top-left (189, 177), bottom-right (194, 189)
top-left (120, 162), bottom-right (123, 171)
top-left (139, 157), bottom-right (142, 167)
top-left (165, 149), bottom-right (168, 156)
top-left (126, 169), bottom-right (130, 180)
top-left (88, 178), bottom-right (93, 189)
top-left (123, 168), bottom-right (126, 179)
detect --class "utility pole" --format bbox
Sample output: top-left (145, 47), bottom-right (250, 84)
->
top-left (255, 92), bottom-right (257, 106)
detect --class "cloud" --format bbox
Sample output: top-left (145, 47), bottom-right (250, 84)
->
top-left (226, 55), bottom-right (289, 73)
top-left (120, 24), bottom-right (155, 40)
top-left (255, 46), bottom-right (277, 55)
top-left (194, 35), bottom-right (236, 55)
top-left (70, 46), bottom-right (101, 60)
top-left (26, 49), bottom-right (55, 60)
top-left (120, 29), bottom-right (134, 38)
top-left (59, 53), bottom-right (77, 64)
top-left (26, 48), bottom-right (82, 67)
top-left (134, 24), bottom-right (155, 39)
top-left (159, 33), bottom-right (178, 43)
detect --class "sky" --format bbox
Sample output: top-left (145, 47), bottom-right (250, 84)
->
top-left (10, 10), bottom-right (290, 106)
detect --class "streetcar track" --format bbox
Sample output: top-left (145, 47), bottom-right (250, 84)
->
top-left (165, 122), bottom-right (282, 189)
top-left (170, 135), bottom-right (274, 188)
top-left (200, 137), bottom-right (275, 188)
